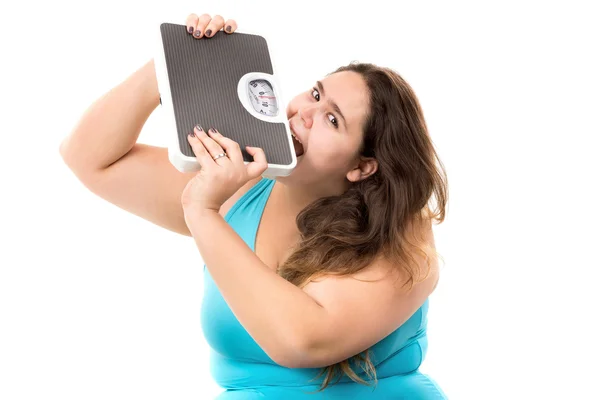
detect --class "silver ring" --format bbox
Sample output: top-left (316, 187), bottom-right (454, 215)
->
top-left (213, 152), bottom-right (227, 161)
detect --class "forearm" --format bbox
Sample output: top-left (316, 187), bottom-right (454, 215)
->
top-left (185, 208), bottom-right (327, 367)
top-left (60, 59), bottom-right (160, 172)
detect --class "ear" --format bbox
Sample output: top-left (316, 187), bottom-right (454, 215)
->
top-left (346, 156), bottom-right (378, 182)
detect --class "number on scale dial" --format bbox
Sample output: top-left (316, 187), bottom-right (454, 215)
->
top-left (248, 79), bottom-right (278, 117)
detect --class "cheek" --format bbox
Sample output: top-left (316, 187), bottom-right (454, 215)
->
top-left (286, 96), bottom-right (303, 119)
top-left (286, 103), bottom-right (294, 119)
top-left (307, 137), bottom-right (354, 169)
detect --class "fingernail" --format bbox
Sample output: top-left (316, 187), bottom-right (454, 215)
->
top-left (194, 30), bottom-right (201, 38)
top-left (209, 127), bottom-right (216, 133)
top-left (188, 26), bottom-right (194, 34)
top-left (205, 29), bottom-right (212, 37)
top-left (195, 125), bottom-right (203, 132)
top-left (188, 132), bottom-right (195, 138)
top-left (226, 25), bottom-right (231, 33)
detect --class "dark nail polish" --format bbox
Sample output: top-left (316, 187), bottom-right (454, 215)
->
top-left (188, 26), bottom-right (194, 34)
top-left (205, 29), bottom-right (212, 37)
top-left (195, 124), bottom-right (203, 132)
top-left (226, 25), bottom-right (231, 33)
top-left (194, 30), bottom-right (201, 38)
top-left (189, 132), bottom-right (195, 138)
top-left (209, 127), bottom-right (216, 133)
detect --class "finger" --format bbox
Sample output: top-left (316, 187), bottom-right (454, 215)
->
top-left (245, 147), bottom-right (268, 179)
top-left (204, 14), bottom-right (225, 38)
top-left (223, 19), bottom-right (238, 34)
top-left (185, 14), bottom-right (199, 35)
top-left (207, 128), bottom-right (243, 164)
top-left (195, 125), bottom-right (228, 161)
top-left (187, 131), bottom-right (215, 168)
top-left (192, 13), bottom-right (212, 39)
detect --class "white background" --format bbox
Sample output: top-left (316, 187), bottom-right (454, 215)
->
top-left (1, 1), bottom-right (598, 399)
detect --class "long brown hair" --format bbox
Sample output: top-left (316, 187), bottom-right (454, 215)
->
top-left (276, 62), bottom-right (449, 392)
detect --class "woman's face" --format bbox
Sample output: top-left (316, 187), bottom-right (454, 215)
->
top-left (283, 71), bottom-right (373, 190)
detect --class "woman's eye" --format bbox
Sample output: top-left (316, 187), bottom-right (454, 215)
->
top-left (328, 114), bottom-right (338, 128)
top-left (311, 88), bottom-right (320, 101)
top-left (311, 88), bottom-right (337, 128)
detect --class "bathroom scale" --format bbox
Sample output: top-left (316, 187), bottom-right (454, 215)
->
top-left (154, 22), bottom-right (298, 176)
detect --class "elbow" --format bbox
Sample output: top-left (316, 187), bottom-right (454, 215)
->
top-left (59, 139), bottom-right (78, 172)
top-left (261, 329), bottom-right (310, 369)
top-left (59, 139), bottom-right (69, 160)
top-left (274, 334), bottom-right (320, 369)
top-left (277, 309), bottom-right (331, 369)
top-left (59, 138), bottom-right (77, 167)
top-left (273, 346), bottom-right (308, 369)
top-left (58, 138), bottom-right (102, 187)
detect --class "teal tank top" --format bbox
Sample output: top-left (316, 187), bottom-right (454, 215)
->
top-left (201, 178), bottom-right (447, 399)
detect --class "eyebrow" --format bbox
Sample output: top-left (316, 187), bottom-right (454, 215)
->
top-left (316, 80), bottom-right (347, 129)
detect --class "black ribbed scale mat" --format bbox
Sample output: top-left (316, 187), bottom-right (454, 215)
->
top-left (159, 23), bottom-right (292, 166)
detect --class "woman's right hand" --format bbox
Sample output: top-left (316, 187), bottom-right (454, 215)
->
top-left (185, 13), bottom-right (238, 39)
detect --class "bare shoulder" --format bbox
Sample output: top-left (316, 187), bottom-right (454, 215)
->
top-left (218, 176), bottom-right (263, 218)
top-left (304, 216), bottom-right (439, 296)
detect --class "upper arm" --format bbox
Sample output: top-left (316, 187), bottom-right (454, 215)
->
top-left (64, 143), bottom-right (262, 237)
top-left (67, 144), bottom-right (197, 236)
top-left (296, 229), bottom-right (439, 368)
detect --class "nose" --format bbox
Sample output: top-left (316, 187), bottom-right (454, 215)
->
top-left (298, 103), bottom-right (318, 129)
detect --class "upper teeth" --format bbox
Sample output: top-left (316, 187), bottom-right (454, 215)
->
top-left (292, 133), bottom-right (302, 144)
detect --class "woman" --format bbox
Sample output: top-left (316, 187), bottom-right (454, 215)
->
top-left (60, 13), bottom-right (449, 399)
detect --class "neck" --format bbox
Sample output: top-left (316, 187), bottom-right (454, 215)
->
top-left (272, 178), bottom-right (318, 219)
top-left (272, 176), bottom-right (348, 218)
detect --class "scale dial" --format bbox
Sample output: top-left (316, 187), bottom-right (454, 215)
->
top-left (247, 79), bottom-right (278, 117)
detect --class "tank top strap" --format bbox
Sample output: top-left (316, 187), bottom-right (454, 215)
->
top-left (222, 177), bottom-right (276, 250)
top-left (224, 178), bottom-right (275, 222)
top-left (202, 178), bottom-right (274, 273)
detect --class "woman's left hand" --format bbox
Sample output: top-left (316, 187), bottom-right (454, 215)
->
top-left (181, 125), bottom-right (267, 213)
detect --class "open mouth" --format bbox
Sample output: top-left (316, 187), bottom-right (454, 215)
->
top-left (291, 132), bottom-right (305, 157)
